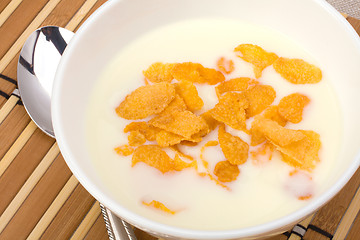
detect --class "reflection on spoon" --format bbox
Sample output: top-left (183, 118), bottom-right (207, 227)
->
top-left (17, 26), bottom-right (136, 240)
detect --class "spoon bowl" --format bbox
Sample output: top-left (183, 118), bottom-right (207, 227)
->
top-left (17, 26), bottom-right (73, 137)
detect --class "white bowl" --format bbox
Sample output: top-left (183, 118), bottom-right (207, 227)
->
top-left (52, 0), bottom-right (360, 239)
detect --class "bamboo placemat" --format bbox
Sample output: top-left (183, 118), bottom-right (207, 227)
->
top-left (0, 1), bottom-right (359, 239)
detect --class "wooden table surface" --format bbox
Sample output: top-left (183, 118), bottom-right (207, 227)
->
top-left (0, 1), bottom-right (360, 239)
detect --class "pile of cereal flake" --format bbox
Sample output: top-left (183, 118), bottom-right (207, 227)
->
top-left (114, 43), bottom-right (322, 214)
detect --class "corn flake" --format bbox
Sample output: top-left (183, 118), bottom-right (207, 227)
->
top-left (150, 110), bottom-right (209, 139)
top-left (124, 122), bottom-right (160, 141)
top-left (249, 106), bottom-right (286, 146)
top-left (217, 57), bottom-right (235, 74)
top-left (175, 80), bottom-right (204, 111)
top-left (249, 126), bottom-right (266, 146)
top-left (251, 116), bottom-right (305, 147)
top-left (132, 145), bottom-right (174, 173)
top-left (278, 93), bottom-right (310, 123)
top-left (209, 92), bottom-right (248, 131)
top-left (218, 125), bottom-right (249, 165)
top-left (278, 130), bottom-right (321, 171)
top-left (156, 130), bottom-right (184, 147)
top-left (180, 140), bottom-right (199, 147)
top-left (214, 160), bottom-right (240, 182)
top-left (114, 145), bottom-right (134, 156)
top-left (234, 44), bottom-right (278, 78)
top-left (172, 62), bottom-right (225, 85)
top-left (215, 77), bottom-right (252, 98)
top-left (142, 200), bottom-right (177, 215)
top-left (245, 84), bottom-right (276, 118)
top-left (159, 94), bottom-right (187, 116)
top-left (263, 105), bottom-right (287, 127)
top-left (116, 82), bottom-right (175, 120)
top-left (200, 111), bottom-right (219, 131)
top-left (173, 154), bottom-right (197, 171)
top-left (128, 131), bottom-right (146, 146)
top-left (273, 57), bottom-right (322, 84)
top-left (143, 62), bottom-right (175, 83)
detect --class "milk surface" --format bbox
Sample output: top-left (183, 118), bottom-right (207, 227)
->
top-left (86, 19), bottom-right (342, 230)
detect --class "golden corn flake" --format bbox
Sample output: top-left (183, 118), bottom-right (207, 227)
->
top-left (278, 93), bottom-right (310, 123)
top-left (175, 80), bottom-right (204, 111)
top-left (172, 62), bottom-right (225, 85)
top-left (128, 131), bottom-right (146, 146)
top-left (156, 130), bottom-right (184, 147)
top-left (273, 57), bottom-right (322, 84)
top-left (144, 77), bottom-right (150, 85)
top-left (217, 57), bottom-right (235, 74)
top-left (200, 111), bottom-right (219, 131)
top-left (214, 160), bottom-right (240, 182)
top-left (251, 116), bottom-right (305, 147)
top-left (124, 122), bottom-right (148, 133)
top-left (116, 82), bottom-right (175, 120)
top-left (215, 77), bottom-right (252, 98)
top-left (132, 145), bottom-right (174, 173)
top-left (245, 84), bottom-right (276, 118)
top-left (234, 44), bottom-right (278, 78)
top-left (124, 122), bottom-right (160, 141)
top-left (209, 92), bottom-right (248, 131)
top-left (172, 154), bottom-right (197, 171)
top-left (142, 200), bottom-right (177, 215)
top-left (263, 105), bottom-right (287, 127)
top-left (150, 110), bottom-right (209, 139)
top-left (159, 94), bottom-right (187, 116)
top-left (114, 145), bottom-right (134, 156)
top-left (249, 106), bottom-right (286, 146)
top-left (189, 123), bottom-right (211, 142)
top-left (218, 125), bottom-right (249, 165)
top-left (143, 62), bottom-right (175, 83)
top-left (180, 140), bottom-right (199, 147)
top-left (278, 130), bottom-right (321, 171)
top-left (132, 145), bottom-right (194, 173)
top-left (249, 126), bottom-right (266, 146)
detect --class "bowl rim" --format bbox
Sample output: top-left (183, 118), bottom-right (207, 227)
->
top-left (52, 0), bottom-right (360, 238)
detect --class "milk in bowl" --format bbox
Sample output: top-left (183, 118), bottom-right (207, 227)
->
top-left (85, 18), bottom-right (342, 231)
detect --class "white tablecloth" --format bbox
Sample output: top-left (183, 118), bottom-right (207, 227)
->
top-left (327, 0), bottom-right (360, 18)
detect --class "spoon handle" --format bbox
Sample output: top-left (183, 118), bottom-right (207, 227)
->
top-left (99, 203), bottom-right (137, 240)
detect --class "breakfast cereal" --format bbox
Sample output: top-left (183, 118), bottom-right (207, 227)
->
top-left (87, 19), bottom-right (342, 230)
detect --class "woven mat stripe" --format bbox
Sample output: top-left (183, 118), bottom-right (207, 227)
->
top-left (0, 143), bottom-right (59, 233)
top-left (70, 202), bottom-right (101, 240)
top-left (83, 214), bottom-right (108, 240)
top-left (0, 0), bottom-right (23, 28)
top-left (0, 0), bottom-right (62, 74)
top-left (0, 92), bottom-right (20, 125)
top-left (288, 213), bottom-right (316, 240)
top-left (333, 183), bottom-right (360, 239)
top-left (0, 121), bottom-right (37, 177)
top-left (27, 175), bottom-right (79, 239)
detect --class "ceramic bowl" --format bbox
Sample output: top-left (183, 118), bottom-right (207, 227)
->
top-left (52, 0), bottom-right (360, 239)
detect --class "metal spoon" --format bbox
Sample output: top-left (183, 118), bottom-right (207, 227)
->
top-left (17, 26), bottom-right (136, 240)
